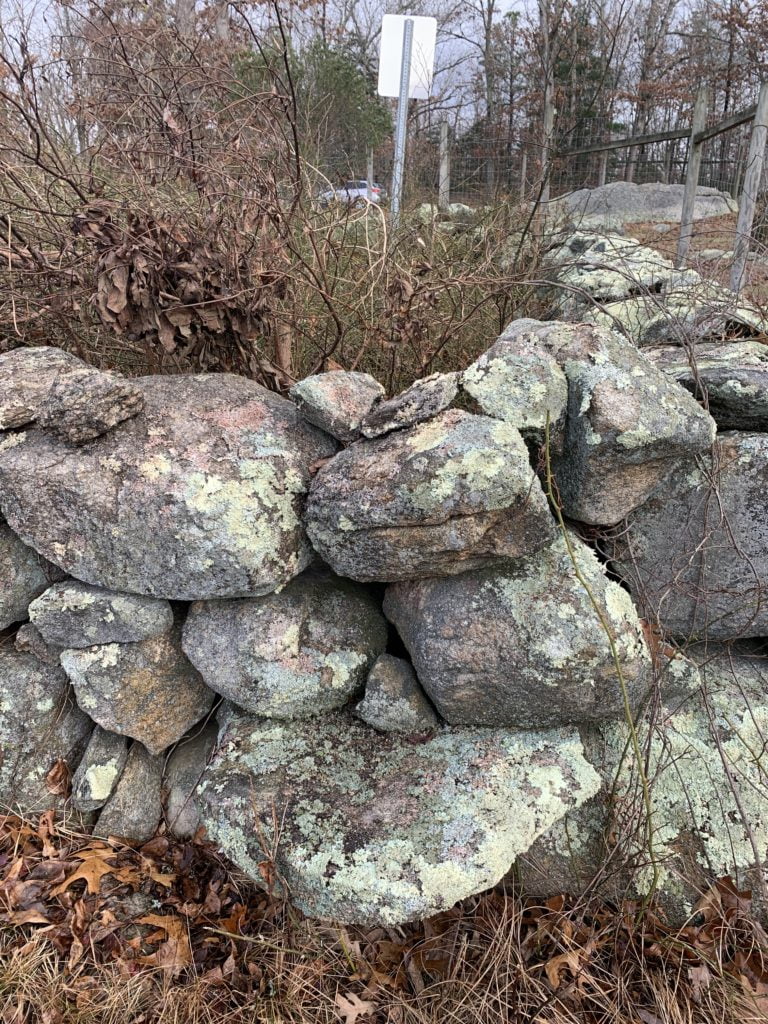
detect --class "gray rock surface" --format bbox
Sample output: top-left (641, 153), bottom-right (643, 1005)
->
top-left (0, 371), bottom-right (337, 600)
top-left (361, 372), bottom-right (459, 438)
top-left (0, 647), bottom-right (92, 812)
top-left (163, 722), bottom-right (218, 839)
top-left (462, 331), bottom-right (568, 441)
top-left (557, 182), bottom-right (736, 229)
top-left (14, 623), bottom-right (64, 665)
top-left (611, 432), bottom-right (768, 640)
top-left (646, 341), bottom-right (768, 430)
top-left (61, 625), bottom-right (215, 754)
top-left (518, 643), bottom-right (768, 922)
top-left (305, 409), bottom-right (557, 581)
top-left (37, 366), bottom-right (145, 443)
top-left (197, 710), bottom-right (601, 925)
top-left (387, 532), bottom-right (651, 733)
top-left (0, 346), bottom-right (85, 429)
top-left (290, 371), bottom-right (385, 443)
top-left (182, 572), bottom-right (387, 717)
top-left (355, 655), bottom-right (439, 733)
top-left (0, 520), bottom-right (65, 630)
top-left (71, 726), bottom-right (129, 812)
top-left (500, 320), bottom-right (716, 525)
top-left (30, 582), bottom-right (173, 648)
top-left (95, 742), bottom-right (162, 842)
top-left (384, 533), bottom-right (651, 730)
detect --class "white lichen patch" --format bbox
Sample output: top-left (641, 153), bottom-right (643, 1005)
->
top-left (84, 758), bottom-right (121, 801)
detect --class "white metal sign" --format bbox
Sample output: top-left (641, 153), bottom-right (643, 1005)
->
top-left (377, 14), bottom-right (436, 99)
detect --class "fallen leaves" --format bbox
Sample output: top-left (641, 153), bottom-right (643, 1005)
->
top-left (334, 991), bottom-right (375, 1024)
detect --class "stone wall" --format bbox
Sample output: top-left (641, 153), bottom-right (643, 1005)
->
top-left (2, 229), bottom-right (768, 927)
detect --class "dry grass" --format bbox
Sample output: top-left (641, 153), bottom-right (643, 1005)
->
top-left (2, 814), bottom-right (768, 1024)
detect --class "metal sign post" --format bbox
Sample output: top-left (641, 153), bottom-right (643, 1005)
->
top-left (390, 18), bottom-right (414, 231)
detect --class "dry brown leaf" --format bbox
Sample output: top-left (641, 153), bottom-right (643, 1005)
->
top-left (50, 848), bottom-right (135, 896)
top-left (334, 991), bottom-right (376, 1024)
top-left (45, 759), bottom-right (71, 798)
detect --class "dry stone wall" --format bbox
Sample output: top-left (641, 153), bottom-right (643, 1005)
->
top-left (2, 228), bottom-right (768, 926)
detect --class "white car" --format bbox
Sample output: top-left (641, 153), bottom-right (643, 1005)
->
top-left (318, 180), bottom-right (384, 207)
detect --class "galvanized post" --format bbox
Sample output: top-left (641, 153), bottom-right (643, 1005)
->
top-left (390, 17), bottom-right (414, 232)
top-left (438, 120), bottom-right (450, 211)
top-left (731, 82), bottom-right (768, 294)
top-left (367, 148), bottom-right (374, 201)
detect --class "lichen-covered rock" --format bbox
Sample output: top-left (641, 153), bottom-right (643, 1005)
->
top-left (290, 371), bottom-right (385, 443)
top-left (71, 726), bottom-right (129, 812)
top-left (182, 572), bottom-right (387, 717)
top-left (0, 346), bottom-right (85, 429)
top-left (61, 625), bottom-right (215, 754)
top-left (197, 710), bottom-right (601, 925)
top-left (500, 320), bottom-right (716, 525)
top-left (0, 647), bottom-right (92, 812)
top-left (557, 182), bottom-right (736, 230)
top-left (163, 722), bottom-right (218, 839)
top-left (0, 373), bottom-right (337, 600)
top-left (355, 654), bottom-right (439, 733)
top-left (95, 742), bottom-right (162, 842)
top-left (37, 366), bottom-right (145, 443)
top-left (305, 410), bottom-right (557, 582)
top-left (384, 533), bottom-right (651, 729)
top-left (461, 331), bottom-right (568, 440)
top-left (518, 643), bottom-right (768, 922)
top-left (360, 372), bottom-right (459, 438)
top-left (30, 582), bottom-right (173, 648)
top-left (0, 520), bottom-right (65, 630)
top-left (611, 432), bottom-right (768, 640)
top-left (647, 341), bottom-right (768, 431)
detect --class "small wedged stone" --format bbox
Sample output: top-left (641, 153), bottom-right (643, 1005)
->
top-left (646, 341), bottom-right (768, 431)
top-left (182, 572), bottom-right (387, 717)
top-left (518, 643), bottom-right (768, 923)
top-left (355, 655), bottom-right (438, 733)
top-left (611, 432), bottom-right (768, 640)
top-left (0, 347), bottom-right (86, 430)
top-left (305, 409), bottom-right (557, 582)
top-left (71, 727), bottom-right (129, 812)
top-left (290, 372), bottom-right (385, 442)
top-left (37, 366), bottom-right (145, 443)
top-left (0, 374), bottom-right (337, 600)
top-left (95, 743), bottom-right (162, 842)
top-left (29, 581), bottom-right (173, 648)
top-left (384, 533), bottom-right (651, 729)
top-left (0, 647), bottom-right (93, 812)
top-left (163, 722), bottom-right (218, 839)
top-left (61, 625), bottom-right (215, 754)
top-left (14, 623), bottom-right (64, 666)
top-left (461, 331), bottom-right (568, 441)
top-left (360, 372), bottom-right (459, 438)
top-left (197, 710), bottom-right (601, 926)
top-left (499, 319), bottom-right (716, 525)
top-left (0, 520), bottom-right (66, 630)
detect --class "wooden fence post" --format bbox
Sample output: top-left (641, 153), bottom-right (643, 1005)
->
top-left (367, 149), bottom-right (374, 200)
top-left (520, 151), bottom-right (528, 201)
top-left (730, 82), bottom-right (768, 294)
top-left (438, 121), bottom-right (450, 211)
top-left (676, 85), bottom-right (709, 268)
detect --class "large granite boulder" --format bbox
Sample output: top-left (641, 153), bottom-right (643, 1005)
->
top-left (557, 182), bottom-right (736, 230)
top-left (611, 432), bottom-right (768, 640)
top-left (182, 572), bottom-right (387, 717)
top-left (498, 320), bottom-right (716, 525)
top-left (197, 710), bottom-right (601, 925)
top-left (0, 346), bottom-right (85, 429)
top-left (60, 625), bottom-right (215, 754)
top-left (0, 370), bottom-right (337, 600)
top-left (305, 409), bottom-right (557, 581)
top-left (518, 643), bottom-right (768, 922)
top-left (0, 520), bottom-right (64, 630)
top-left (30, 581), bottom-right (173, 648)
top-left (384, 533), bottom-right (651, 730)
top-left (0, 647), bottom-right (92, 812)
top-left (290, 371), bottom-right (384, 443)
top-left (647, 341), bottom-right (768, 431)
